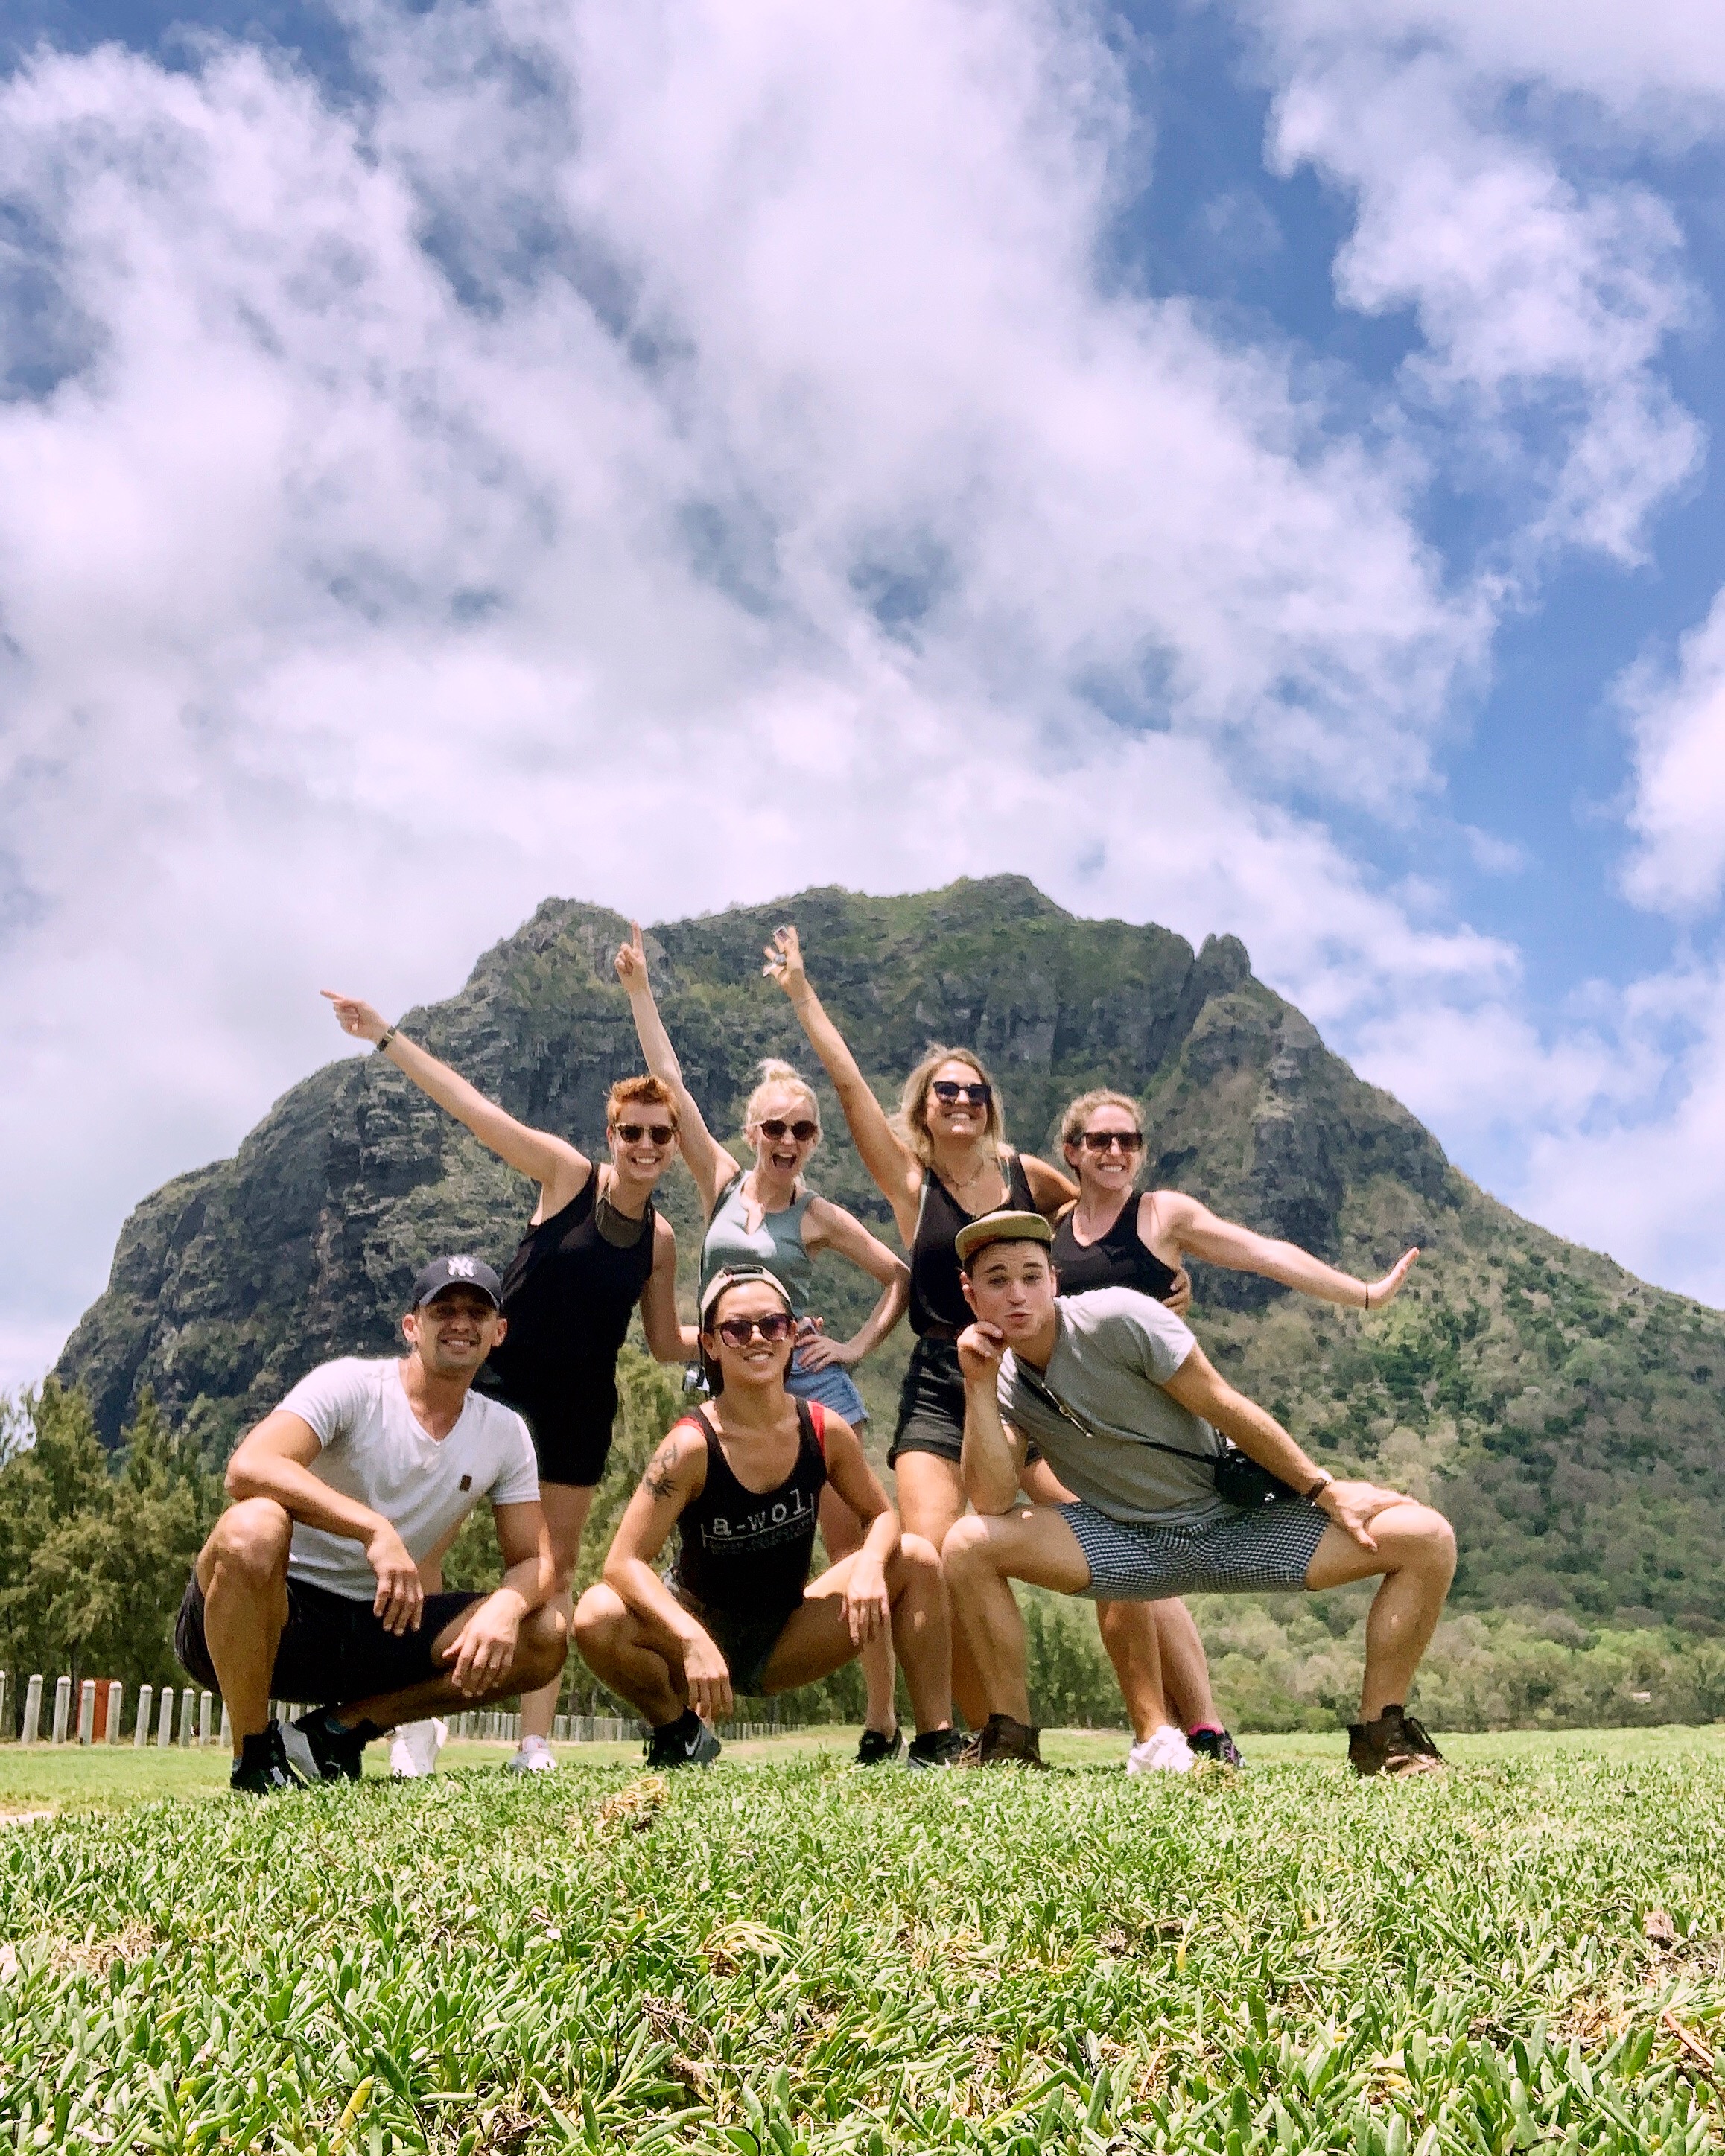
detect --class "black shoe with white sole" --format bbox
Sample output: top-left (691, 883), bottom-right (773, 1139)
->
top-left (230, 1722), bottom-right (305, 1796)
top-left (855, 1725), bottom-right (904, 1767)
top-left (906, 1727), bottom-right (967, 1770)
top-left (280, 1710), bottom-right (374, 1784)
top-left (645, 1710), bottom-right (722, 1769)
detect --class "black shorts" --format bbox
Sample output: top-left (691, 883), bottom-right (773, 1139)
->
top-left (889, 1336), bottom-right (966, 1466)
top-left (174, 1573), bottom-right (484, 1709)
top-left (668, 1583), bottom-right (798, 1696)
top-left (484, 1389), bottom-right (612, 1489)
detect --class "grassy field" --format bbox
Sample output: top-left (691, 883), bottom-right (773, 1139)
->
top-left (6, 1730), bottom-right (1725, 2153)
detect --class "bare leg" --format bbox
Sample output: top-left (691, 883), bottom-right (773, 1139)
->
top-left (941, 1508), bottom-right (1091, 1723)
top-left (895, 1451), bottom-right (988, 1726)
top-left (196, 1501), bottom-right (295, 1758)
top-left (572, 1584), bottom-right (688, 1724)
top-left (1306, 1501), bottom-right (1457, 1719)
top-left (1154, 1598), bottom-right (1222, 1730)
top-left (338, 1603), bottom-right (569, 1730)
top-left (1094, 1601), bottom-right (1169, 1741)
top-left (819, 1484), bottom-right (898, 1734)
top-left (781, 1539), bottom-right (953, 1733)
top-left (518, 1482), bottom-right (595, 1741)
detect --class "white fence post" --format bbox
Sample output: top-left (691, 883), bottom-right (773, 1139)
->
top-left (134, 1685), bottom-right (153, 1746)
top-left (198, 1691), bottom-right (214, 1746)
top-left (77, 1679), bottom-right (95, 1745)
top-left (219, 1699), bottom-right (231, 1746)
top-left (176, 1690), bottom-right (194, 1747)
top-left (107, 1682), bottom-right (124, 1744)
top-left (21, 1675), bottom-right (42, 1746)
top-left (156, 1687), bottom-right (175, 1747)
top-left (51, 1676), bottom-right (72, 1745)
top-left (0, 1671), bottom-right (7, 1742)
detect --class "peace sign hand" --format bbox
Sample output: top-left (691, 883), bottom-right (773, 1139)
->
top-left (763, 924), bottom-right (807, 1000)
top-left (321, 990), bottom-right (390, 1046)
top-left (614, 921), bottom-right (649, 992)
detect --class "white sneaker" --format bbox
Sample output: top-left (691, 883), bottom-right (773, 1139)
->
top-left (506, 1734), bottom-right (557, 1774)
top-left (1126, 1725), bottom-right (1196, 1775)
top-left (388, 1718), bottom-right (448, 1778)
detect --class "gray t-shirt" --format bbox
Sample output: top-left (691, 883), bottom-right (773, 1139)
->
top-left (997, 1288), bottom-right (1227, 1527)
top-left (278, 1358), bottom-right (540, 1600)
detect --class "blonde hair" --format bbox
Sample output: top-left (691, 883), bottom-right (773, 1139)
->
top-left (606, 1072), bottom-right (679, 1127)
top-left (744, 1058), bottom-right (820, 1134)
top-left (894, 1044), bottom-right (1007, 1167)
top-left (1059, 1087), bottom-right (1143, 1151)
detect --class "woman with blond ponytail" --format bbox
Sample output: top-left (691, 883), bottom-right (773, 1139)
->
top-left (616, 928), bottom-right (932, 1764)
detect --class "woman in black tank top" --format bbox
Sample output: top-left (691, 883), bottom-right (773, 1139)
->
top-left (572, 1271), bottom-right (962, 1767)
top-left (763, 925), bottom-right (1074, 1729)
top-left (321, 984), bottom-right (693, 1769)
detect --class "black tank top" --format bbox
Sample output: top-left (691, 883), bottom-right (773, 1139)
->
top-left (1052, 1195), bottom-right (1180, 1300)
top-left (909, 1151), bottom-right (1037, 1336)
top-left (482, 1170), bottom-right (656, 1434)
top-left (673, 1402), bottom-right (827, 1617)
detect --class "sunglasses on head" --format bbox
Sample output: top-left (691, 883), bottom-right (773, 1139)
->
top-left (714, 1311), bottom-right (796, 1347)
top-left (1078, 1129), bottom-right (1144, 1155)
top-left (613, 1122), bottom-right (676, 1146)
top-left (757, 1118), bottom-right (819, 1142)
top-left (930, 1079), bottom-right (991, 1107)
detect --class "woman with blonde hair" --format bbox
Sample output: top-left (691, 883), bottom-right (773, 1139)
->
top-left (615, 927), bottom-right (932, 1764)
top-left (321, 989), bottom-right (690, 1776)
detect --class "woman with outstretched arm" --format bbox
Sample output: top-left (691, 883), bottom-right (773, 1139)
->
top-left (614, 925), bottom-right (912, 1763)
top-left (322, 990), bottom-right (690, 1775)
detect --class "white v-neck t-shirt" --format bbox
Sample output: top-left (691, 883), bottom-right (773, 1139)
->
top-left (276, 1357), bottom-right (539, 1601)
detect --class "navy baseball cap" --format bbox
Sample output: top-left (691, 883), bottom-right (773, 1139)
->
top-left (410, 1254), bottom-right (503, 1309)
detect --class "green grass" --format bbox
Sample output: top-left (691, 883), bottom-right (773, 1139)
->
top-left (6, 1732), bottom-right (1725, 2152)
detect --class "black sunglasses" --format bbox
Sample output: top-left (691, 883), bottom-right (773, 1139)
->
top-left (714, 1312), bottom-right (796, 1347)
top-left (758, 1118), bottom-right (819, 1142)
top-left (930, 1080), bottom-right (991, 1107)
top-left (614, 1122), bottom-right (676, 1146)
top-left (1078, 1130), bottom-right (1144, 1154)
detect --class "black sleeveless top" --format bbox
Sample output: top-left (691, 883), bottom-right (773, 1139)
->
top-left (909, 1151), bottom-right (1037, 1336)
top-left (482, 1170), bottom-right (657, 1437)
top-left (673, 1402), bottom-right (827, 1617)
top-left (1052, 1194), bottom-right (1179, 1300)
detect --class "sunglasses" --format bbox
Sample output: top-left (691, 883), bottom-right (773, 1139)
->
top-left (1078, 1130), bottom-right (1144, 1155)
top-left (714, 1311), bottom-right (796, 1347)
top-left (757, 1118), bottom-right (819, 1142)
top-left (613, 1122), bottom-right (677, 1146)
top-left (930, 1080), bottom-right (991, 1107)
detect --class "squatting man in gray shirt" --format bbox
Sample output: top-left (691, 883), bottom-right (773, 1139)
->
top-left (945, 1213), bottom-right (1455, 1775)
top-left (174, 1255), bottom-right (566, 1793)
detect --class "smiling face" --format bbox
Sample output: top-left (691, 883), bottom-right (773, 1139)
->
top-left (924, 1057), bottom-right (993, 1146)
top-left (1064, 1100), bottom-right (1145, 1200)
top-left (402, 1284), bottom-right (506, 1378)
top-left (701, 1278), bottom-right (796, 1394)
top-left (747, 1082), bottom-right (820, 1182)
top-left (961, 1238), bottom-right (1058, 1343)
top-left (607, 1110), bottom-right (680, 1184)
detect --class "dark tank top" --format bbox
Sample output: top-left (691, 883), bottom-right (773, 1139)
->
top-left (673, 1402), bottom-right (827, 1617)
top-left (1052, 1195), bottom-right (1180, 1300)
top-left (909, 1151), bottom-right (1037, 1336)
top-left (482, 1170), bottom-right (656, 1435)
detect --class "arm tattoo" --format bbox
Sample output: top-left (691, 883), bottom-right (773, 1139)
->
top-left (644, 1438), bottom-right (682, 1502)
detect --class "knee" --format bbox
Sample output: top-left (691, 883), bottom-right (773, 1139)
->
top-left (1417, 1507), bottom-right (1458, 1581)
top-left (572, 1583), bottom-right (626, 1658)
top-left (518, 1603), bottom-right (569, 1687)
top-left (888, 1533), bottom-right (944, 1592)
top-left (206, 1500), bottom-right (292, 1584)
top-left (940, 1516), bottom-right (991, 1576)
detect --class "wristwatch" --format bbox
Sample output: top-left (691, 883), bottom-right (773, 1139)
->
top-left (1303, 1471), bottom-right (1333, 1501)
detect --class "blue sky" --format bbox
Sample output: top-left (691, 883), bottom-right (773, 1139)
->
top-left (4, 0), bottom-right (1725, 1384)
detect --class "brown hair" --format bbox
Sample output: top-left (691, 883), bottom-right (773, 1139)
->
top-left (743, 1058), bottom-right (820, 1135)
top-left (892, 1044), bottom-right (1007, 1166)
top-left (1059, 1087), bottom-right (1142, 1151)
top-left (606, 1072), bottom-right (679, 1128)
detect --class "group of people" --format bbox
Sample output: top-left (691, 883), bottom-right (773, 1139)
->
top-left (177, 924), bottom-right (1456, 1793)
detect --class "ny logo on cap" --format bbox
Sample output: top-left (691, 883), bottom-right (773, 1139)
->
top-left (447, 1256), bottom-right (477, 1279)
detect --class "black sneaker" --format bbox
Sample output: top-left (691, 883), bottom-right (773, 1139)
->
top-left (856, 1725), bottom-right (904, 1767)
top-left (906, 1728), bottom-right (966, 1771)
top-left (1188, 1726), bottom-right (1245, 1770)
top-left (645, 1711), bottom-right (721, 1770)
top-left (1348, 1705), bottom-right (1446, 1778)
top-left (280, 1710), bottom-right (372, 1784)
top-left (230, 1722), bottom-right (305, 1796)
top-left (956, 1713), bottom-right (1049, 1769)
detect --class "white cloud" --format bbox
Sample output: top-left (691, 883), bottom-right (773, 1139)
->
top-left (1620, 589), bottom-right (1725, 919)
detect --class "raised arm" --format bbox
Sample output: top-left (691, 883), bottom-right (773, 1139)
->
top-left (614, 925), bottom-right (739, 1212)
top-left (601, 1420), bottom-right (734, 1721)
top-left (763, 926), bottom-right (921, 1238)
top-left (1157, 1192), bottom-right (1418, 1311)
top-left (796, 1200), bottom-right (909, 1368)
top-left (322, 991), bottom-right (588, 1215)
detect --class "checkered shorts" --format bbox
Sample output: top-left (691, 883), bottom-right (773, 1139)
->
top-left (1058, 1496), bottom-right (1331, 1600)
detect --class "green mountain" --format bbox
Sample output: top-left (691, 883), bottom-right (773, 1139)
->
top-left (57, 875), bottom-right (1725, 1635)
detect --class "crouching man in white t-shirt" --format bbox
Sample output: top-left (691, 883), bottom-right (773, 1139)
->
top-left (175, 1255), bottom-right (566, 1794)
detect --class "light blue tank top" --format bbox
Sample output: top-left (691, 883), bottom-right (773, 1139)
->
top-left (700, 1173), bottom-right (818, 1317)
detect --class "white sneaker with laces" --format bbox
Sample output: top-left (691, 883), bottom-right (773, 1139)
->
top-left (506, 1734), bottom-right (558, 1774)
top-left (1126, 1725), bottom-right (1196, 1775)
top-left (388, 1718), bottom-right (448, 1779)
